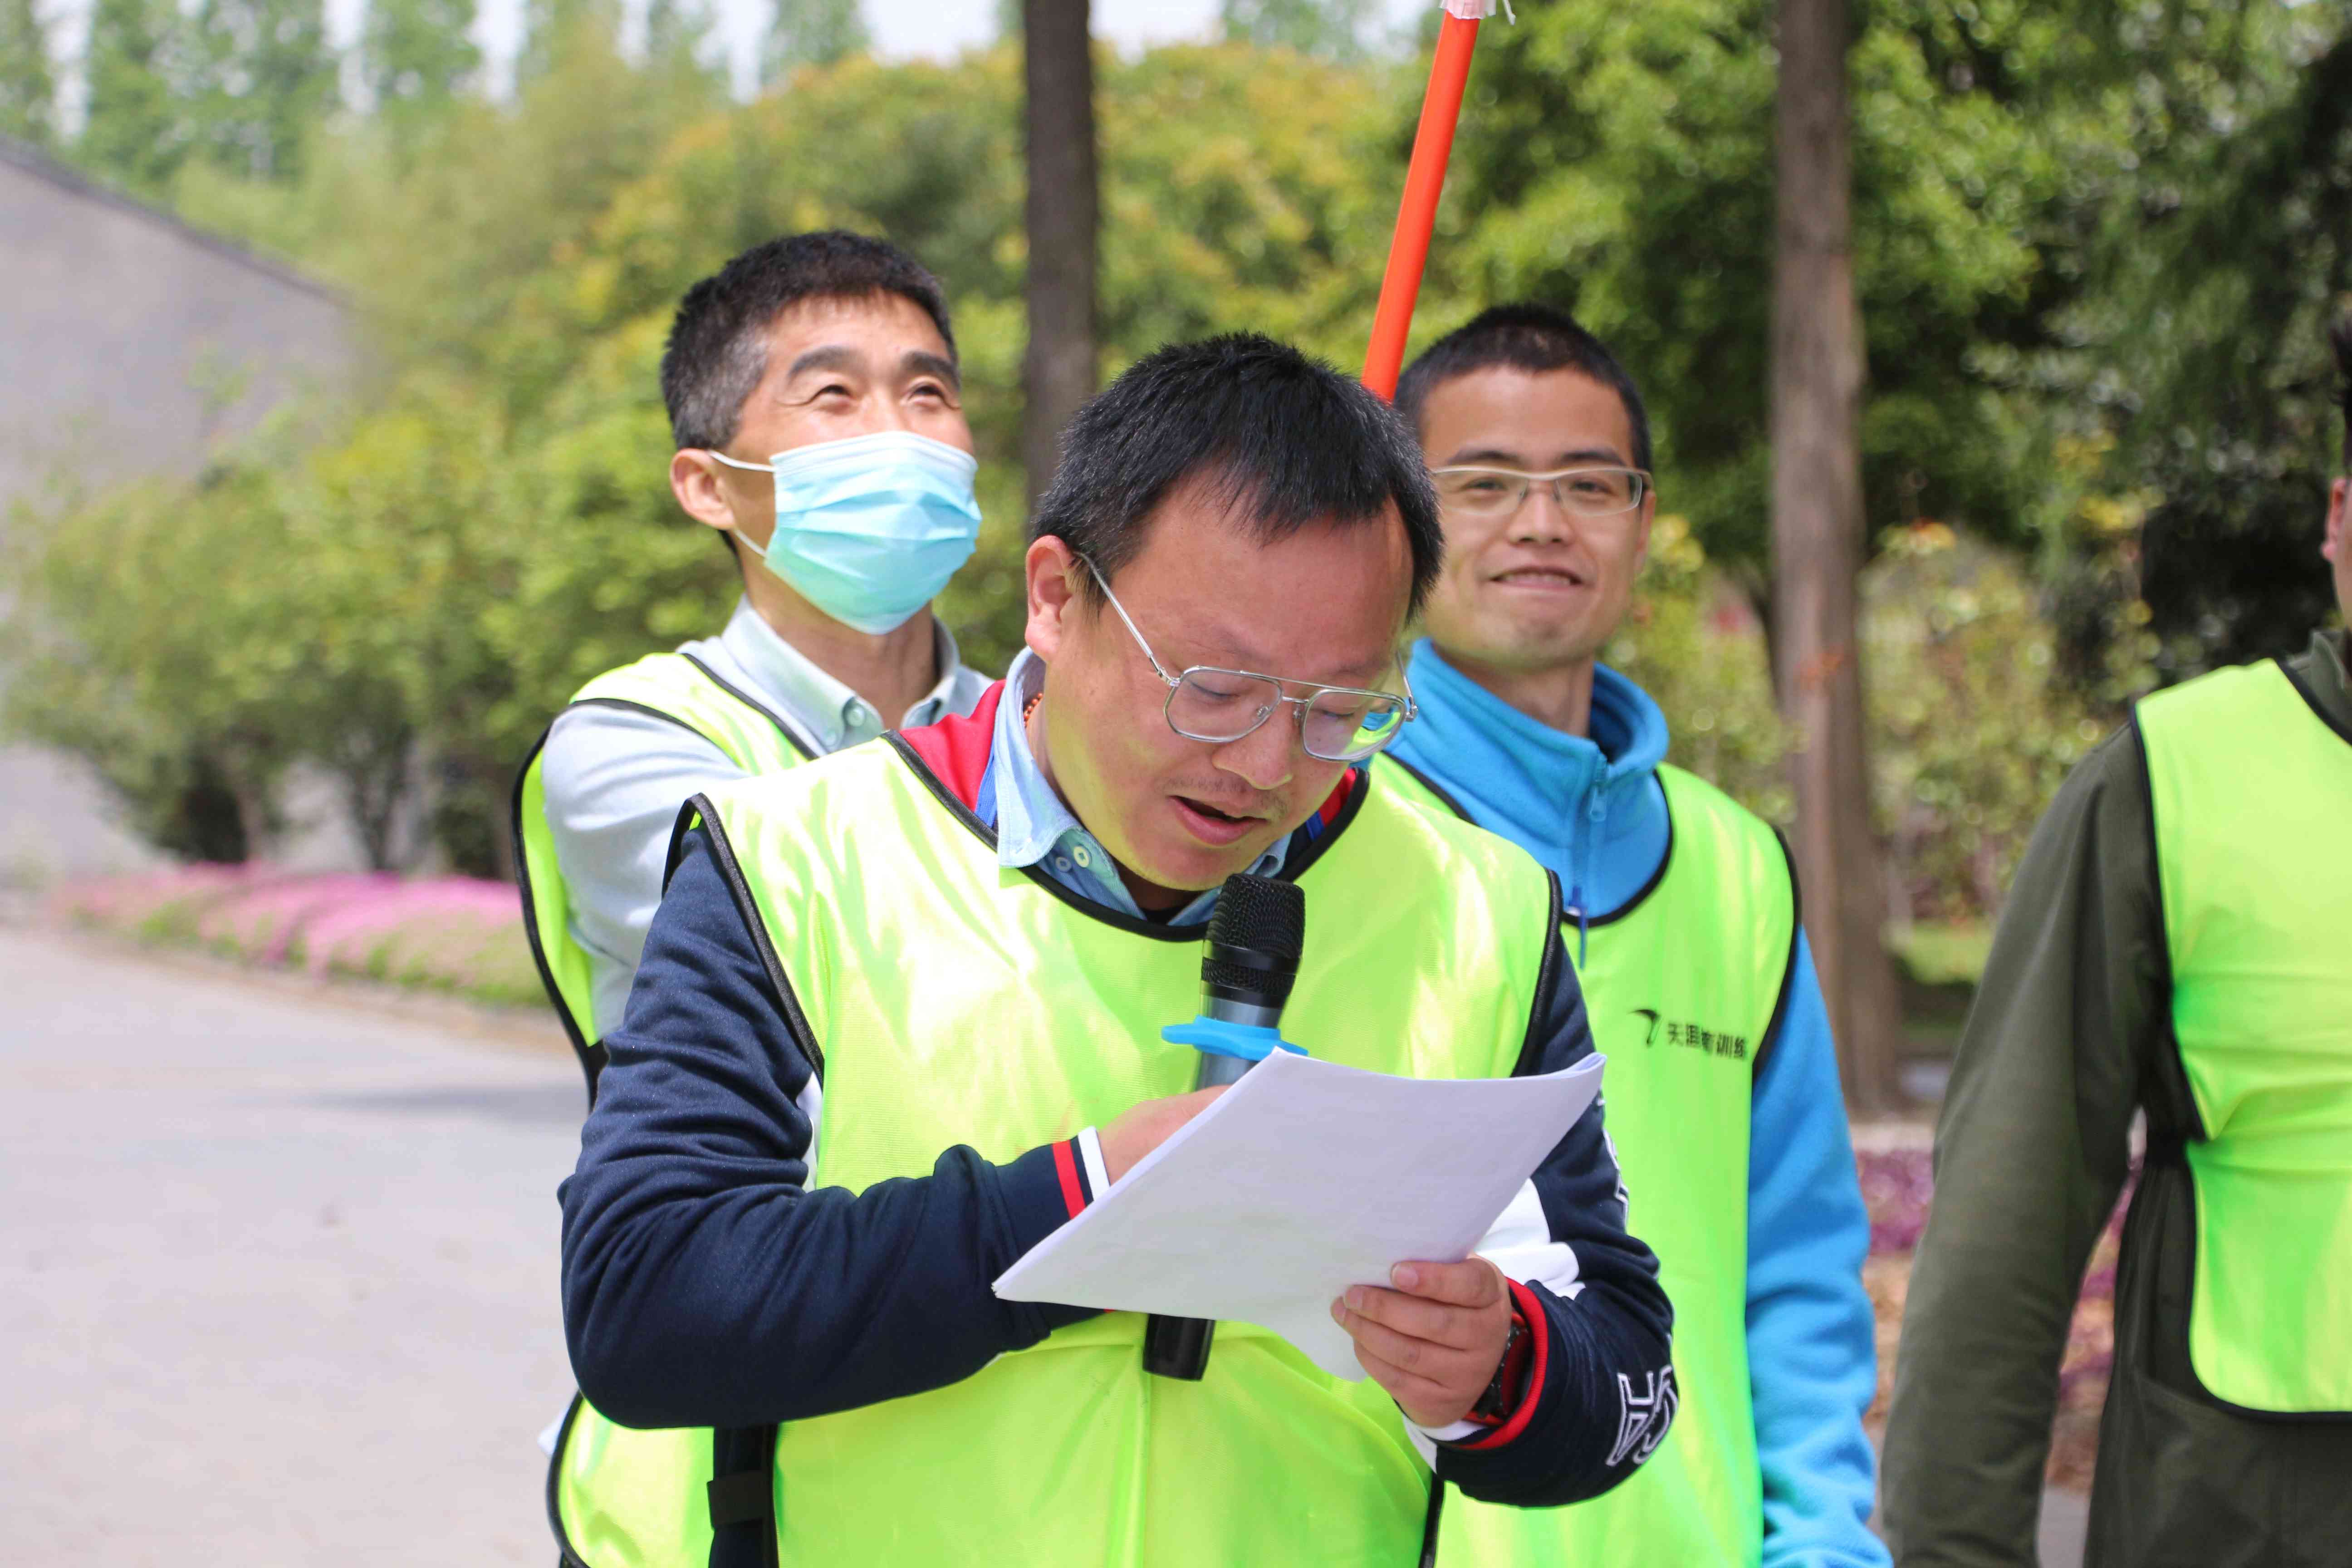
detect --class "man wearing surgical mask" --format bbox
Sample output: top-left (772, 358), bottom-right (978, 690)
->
top-left (512, 232), bottom-right (992, 1563)
top-left (517, 230), bottom-right (990, 1063)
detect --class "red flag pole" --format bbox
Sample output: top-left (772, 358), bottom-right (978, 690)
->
top-left (1362, 9), bottom-right (1485, 400)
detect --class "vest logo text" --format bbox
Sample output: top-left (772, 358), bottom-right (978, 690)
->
top-left (1630, 1008), bottom-right (1749, 1062)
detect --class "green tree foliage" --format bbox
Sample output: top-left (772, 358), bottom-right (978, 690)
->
top-left (1601, 513), bottom-right (1790, 819)
top-left (518, 0), bottom-right (618, 86)
top-left (0, 0), bottom-right (55, 144)
top-left (764, 0), bottom-right (868, 81)
top-left (6, 460), bottom-right (306, 862)
top-left (1436, 0), bottom-right (2058, 589)
top-left (642, 0), bottom-right (720, 90)
top-left (1098, 45), bottom-right (1401, 372)
top-left (18, 18), bottom-right (2344, 907)
top-left (78, 0), bottom-right (193, 193)
top-left (189, 0), bottom-right (335, 180)
top-left (2080, 8), bottom-right (2352, 676)
top-left (1220, 0), bottom-right (1377, 61)
top-left (363, 0), bottom-right (480, 125)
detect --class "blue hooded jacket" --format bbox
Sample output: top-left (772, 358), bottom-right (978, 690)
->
top-left (1391, 642), bottom-right (1888, 1568)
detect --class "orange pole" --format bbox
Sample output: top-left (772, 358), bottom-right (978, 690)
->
top-left (1362, 13), bottom-right (1483, 401)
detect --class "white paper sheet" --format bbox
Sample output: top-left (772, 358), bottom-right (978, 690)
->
top-left (992, 1049), bottom-right (1605, 1381)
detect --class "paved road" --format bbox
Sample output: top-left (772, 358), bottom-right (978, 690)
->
top-left (0, 926), bottom-right (2094, 1567)
top-left (0, 929), bottom-right (583, 1566)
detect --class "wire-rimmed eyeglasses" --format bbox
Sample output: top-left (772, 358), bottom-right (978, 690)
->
top-left (1085, 562), bottom-right (1416, 763)
top-left (1430, 465), bottom-right (1652, 518)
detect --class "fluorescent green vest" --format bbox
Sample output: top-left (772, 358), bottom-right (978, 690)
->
top-left (1384, 758), bottom-right (1797, 1568)
top-left (513, 651), bottom-right (816, 1059)
top-left (675, 738), bottom-right (1560, 1565)
top-left (509, 650), bottom-right (814, 1568)
top-left (2136, 657), bottom-right (2352, 1416)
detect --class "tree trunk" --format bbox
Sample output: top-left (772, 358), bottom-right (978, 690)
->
top-left (1020, 0), bottom-right (1098, 508)
top-left (1771, 0), bottom-right (1906, 1110)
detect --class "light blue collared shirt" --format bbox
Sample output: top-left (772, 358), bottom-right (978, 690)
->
top-left (976, 650), bottom-right (1285, 925)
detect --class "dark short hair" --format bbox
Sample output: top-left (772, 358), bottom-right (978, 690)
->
top-left (1395, 303), bottom-right (1653, 475)
top-left (2333, 311), bottom-right (2352, 470)
top-left (1030, 333), bottom-right (1443, 616)
top-left (661, 230), bottom-right (956, 451)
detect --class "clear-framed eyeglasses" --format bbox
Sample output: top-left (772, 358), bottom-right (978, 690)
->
top-left (1085, 562), bottom-right (1416, 763)
top-left (1430, 465), bottom-right (1652, 518)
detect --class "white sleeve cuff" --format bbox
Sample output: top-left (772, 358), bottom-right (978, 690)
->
top-left (1402, 1411), bottom-right (1484, 1467)
top-left (1076, 1126), bottom-right (1112, 1200)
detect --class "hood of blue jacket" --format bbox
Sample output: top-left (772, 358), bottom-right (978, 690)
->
top-left (1390, 639), bottom-right (1672, 918)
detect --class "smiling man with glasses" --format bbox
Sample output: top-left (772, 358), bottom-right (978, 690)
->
top-left (1379, 305), bottom-right (1886, 1568)
top-left (559, 332), bottom-right (1678, 1566)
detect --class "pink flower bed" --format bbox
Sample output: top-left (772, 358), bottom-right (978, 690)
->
top-left (53, 864), bottom-right (544, 1008)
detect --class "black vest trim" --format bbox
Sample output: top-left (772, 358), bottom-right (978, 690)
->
top-left (509, 720), bottom-right (597, 1101)
top-left (1511, 872), bottom-right (1569, 1082)
top-left (2275, 653), bottom-right (2352, 748)
top-left (676, 652), bottom-right (822, 761)
top-left (1377, 755), bottom-right (1680, 929)
top-left (706, 1422), bottom-right (782, 1568)
top-left (543, 1391), bottom-right (590, 1567)
top-left (1750, 829), bottom-right (1803, 1083)
top-left (1581, 784), bottom-right (1677, 930)
top-left (1381, 754), bottom-right (1473, 823)
top-left (675, 794), bottom-right (828, 1083)
top-left (2127, 713), bottom-right (2205, 1146)
top-left (510, 677), bottom-right (814, 1102)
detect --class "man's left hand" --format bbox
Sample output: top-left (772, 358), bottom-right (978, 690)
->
top-left (1331, 1258), bottom-right (1515, 1429)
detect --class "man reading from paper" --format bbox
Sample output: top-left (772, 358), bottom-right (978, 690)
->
top-left (561, 334), bottom-right (1675, 1564)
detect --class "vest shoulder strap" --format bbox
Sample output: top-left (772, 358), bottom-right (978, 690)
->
top-left (571, 651), bottom-right (820, 769)
top-left (1653, 765), bottom-right (1803, 1075)
top-left (511, 650), bottom-right (818, 1084)
top-left (1376, 753), bottom-right (1472, 822)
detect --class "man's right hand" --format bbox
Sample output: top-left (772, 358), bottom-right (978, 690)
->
top-left (1098, 1087), bottom-right (1226, 1186)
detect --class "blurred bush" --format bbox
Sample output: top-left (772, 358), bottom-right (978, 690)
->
top-left (1864, 521), bottom-right (2113, 925)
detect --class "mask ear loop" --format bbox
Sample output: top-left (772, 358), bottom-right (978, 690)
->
top-left (698, 451), bottom-right (776, 559)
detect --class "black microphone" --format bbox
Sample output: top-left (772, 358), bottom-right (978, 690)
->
top-left (1143, 873), bottom-right (1307, 1380)
top-left (1187, 872), bottom-right (1308, 1089)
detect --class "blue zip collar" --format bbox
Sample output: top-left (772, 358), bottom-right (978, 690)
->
top-left (1390, 640), bottom-right (1672, 962)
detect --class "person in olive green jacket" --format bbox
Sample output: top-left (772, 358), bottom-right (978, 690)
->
top-left (1880, 319), bottom-right (2352, 1566)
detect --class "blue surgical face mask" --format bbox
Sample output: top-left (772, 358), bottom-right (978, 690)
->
top-left (711, 431), bottom-right (983, 636)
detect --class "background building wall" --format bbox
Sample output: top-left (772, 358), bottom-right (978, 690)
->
top-left (1, 136), bottom-right (363, 882)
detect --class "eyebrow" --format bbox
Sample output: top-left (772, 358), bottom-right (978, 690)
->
top-left (902, 350), bottom-right (962, 391)
top-left (783, 344), bottom-right (963, 393)
top-left (785, 345), bottom-right (863, 379)
top-left (1443, 444), bottom-right (1628, 469)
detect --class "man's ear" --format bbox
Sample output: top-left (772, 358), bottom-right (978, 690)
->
top-left (1025, 535), bottom-right (1083, 660)
top-left (2326, 478), bottom-right (2348, 564)
top-left (1633, 495), bottom-right (1658, 575)
top-left (670, 450), bottom-right (742, 535)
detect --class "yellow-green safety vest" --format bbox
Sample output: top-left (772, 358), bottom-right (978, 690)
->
top-left (565, 735), bottom-right (1565, 1566)
top-left (512, 650), bottom-right (817, 1066)
top-left (1383, 756), bottom-right (1798, 1568)
top-left (508, 649), bottom-right (816, 1568)
top-left (2136, 657), bottom-right (2352, 1416)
